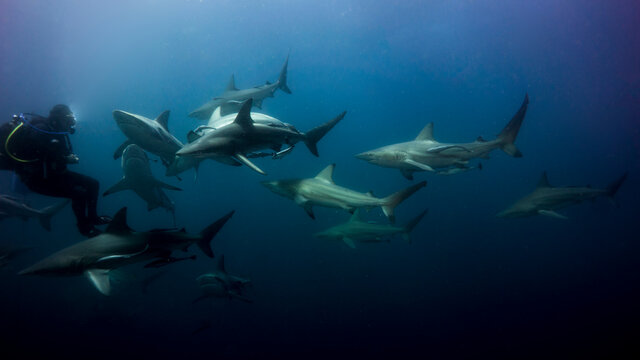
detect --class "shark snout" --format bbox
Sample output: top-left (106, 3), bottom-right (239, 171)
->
top-left (355, 151), bottom-right (375, 161)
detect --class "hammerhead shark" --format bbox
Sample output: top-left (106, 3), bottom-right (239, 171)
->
top-left (177, 99), bottom-right (346, 175)
top-left (0, 195), bottom-right (69, 231)
top-left (19, 207), bottom-right (235, 295)
top-left (189, 55), bottom-right (292, 120)
top-left (356, 94), bottom-right (529, 180)
top-left (497, 171), bottom-right (628, 219)
top-left (193, 255), bottom-right (252, 303)
top-left (103, 144), bottom-right (182, 213)
top-left (314, 209), bottom-right (428, 249)
top-left (261, 163), bottom-right (427, 223)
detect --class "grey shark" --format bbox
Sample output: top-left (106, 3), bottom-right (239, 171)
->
top-left (19, 207), bottom-right (234, 295)
top-left (177, 99), bottom-right (346, 175)
top-left (0, 246), bottom-right (32, 268)
top-left (193, 255), bottom-right (252, 303)
top-left (103, 144), bottom-right (182, 213)
top-left (356, 94), bottom-right (529, 180)
top-left (261, 163), bottom-right (427, 223)
top-left (112, 109), bottom-right (200, 176)
top-left (0, 195), bottom-right (69, 231)
top-left (497, 172), bottom-right (628, 219)
top-left (314, 209), bottom-right (428, 249)
top-left (188, 55), bottom-right (291, 120)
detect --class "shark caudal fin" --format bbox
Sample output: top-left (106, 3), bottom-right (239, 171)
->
top-left (303, 111), bottom-right (347, 157)
top-left (607, 172), bottom-right (628, 207)
top-left (197, 210), bottom-right (235, 257)
top-left (381, 181), bottom-right (427, 224)
top-left (497, 93), bottom-right (529, 157)
top-left (277, 54), bottom-right (292, 94)
top-left (38, 200), bottom-right (70, 231)
top-left (402, 209), bottom-right (428, 243)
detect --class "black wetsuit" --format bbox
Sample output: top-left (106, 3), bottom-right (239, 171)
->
top-left (10, 116), bottom-right (100, 234)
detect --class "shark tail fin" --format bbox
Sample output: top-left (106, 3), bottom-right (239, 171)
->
top-left (303, 111), bottom-right (347, 157)
top-left (277, 54), bottom-right (292, 94)
top-left (607, 172), bottom-right (628, 207)
top-left (38, 200), bottom-right (70, 231)
top-left (497, 93), bottom-right (529, 158)
top-left (402, 209), bottom-right (428, 243)
top-left (381, 181), bottom-right (427, 224)
top-left (197, 210), bottom-right (235, 257)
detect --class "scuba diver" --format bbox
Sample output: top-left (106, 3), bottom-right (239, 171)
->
top-left (2, 104), bottom-right (111, 237)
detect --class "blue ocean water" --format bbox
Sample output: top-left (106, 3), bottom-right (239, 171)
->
top-left (1, 0), bottom-right (638, 358)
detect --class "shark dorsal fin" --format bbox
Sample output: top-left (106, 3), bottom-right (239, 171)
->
top-left (537, 172), bottom-right (552, 188)
top-left (348, 209), bottom-right (362, 222)
top-left (180, 227), bottom-right (186, 233)
top-left (234, 99), bottom-right (254, 128)
top-left (415, 123), bottom-right (434, 141)
top-left (476, 136), bottom-right (487, 142)
top-left (315, 164), bottom-right (336, 183)
top-left (155, 111), bottom-right (170, 132)
top-left (226, 74), bottom-right (238, 91)
top-left (216, 255), bottom-right (226, 273)
top-left (105, 207), bottom-right (132, 234)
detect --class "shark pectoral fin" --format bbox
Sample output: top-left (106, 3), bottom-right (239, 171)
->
top-left (294, 195), bottom-right (315, 219)
top-left (154, 180), bottom-right (182, 191)
top-left (403, 159), bottom-right (434, 172)
top-left (254, 99), bottom-right (263, 109)
top-left (85, 269), bottom-right (112, 296)
top-left (342, 237), bottom-right (356, 249)
top-left (103, 178), bottom-right (131, 196)
top-left (538, 210), bottom-right (568, 220)
top-left (234, 154), bottom-right (267, 175)
top-left (400, 169), bottom-right (414, 180)
top-left (113, 140), bottom-right (133, 160)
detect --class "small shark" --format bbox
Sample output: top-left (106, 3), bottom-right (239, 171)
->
top-left (0, 246), bottom-right (32, 268)
top-left (188, 55), bottom-right (292, 120)
top-left (177, 99), bottom-right (346, 175)
top-left (497, 171), bottom-right (628, 219)
top-left (193, 255), bottom-right (252, 303)
top-left (0, 195), bottom-right (69, 231)
top-left (356, 94), bottom-right (529, 180)
top-left (112, 109), bottom-right (200, 176)
top-left (19, 207), bottom-right (234, 295)
top-left (103, 144), bottom-right (182, 213)
top-left (314, 209), bottom-right (428, 249)
top-left (261, 163), bottom-right (427, 223)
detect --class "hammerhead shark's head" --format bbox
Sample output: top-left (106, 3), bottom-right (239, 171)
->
top-left (356, 94), bottom-right (529, 180)
top-left (314, 209), bottom-right (428, 249)
top-left (19, 207), bottom-right (235, 295)
top-left (189, 55), bottom-right (292, 120)
top-left (177, 99), bottom-right (346, 175)
top-left (261, 164), bottom-right (427, 223)
top-left (112, 109), bottom-right (200, 177)
top-left (0, 195), bottom-right (69, 231)
top-left (497, 172), bottom-right (628, 219)
top-left (103, 144), bottom-right (182, 213)
top-left (193, 255), bottom-right (252, 303)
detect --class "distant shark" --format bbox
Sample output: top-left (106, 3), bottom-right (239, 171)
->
top-left (0, 195), bottom-right (69, 231)
top-left (497, 171), bottom-right (628, 219)
top-left (356, 94), bottom-right (529, 180)
top-left (103, 144), bottom-right (182, 213)
top-left (314, 209), bottom-right (428, 249)
top-left (112, 109), bottom-right (200, 177)
top-left (261, 163), bottom-right (427, 223)
top-left (193, 255), bottom-right (252, 303)
top-left (189, 55), bottom-right (292, 120)
top-left (177, 99), bottom-right (346, 175)
top-left (0, 245), bottom-right (32, 268)
top-left (19, 207), bottom-right (234, 295)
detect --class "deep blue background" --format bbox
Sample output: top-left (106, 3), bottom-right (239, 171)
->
top-left (1, 1), bottom-right (639, 358)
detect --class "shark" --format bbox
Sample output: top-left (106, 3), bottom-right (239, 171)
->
top-left (497, 171), bottom-right (628, 219)
top-left (261, 163), bottom-right (427, 223)
top-left (356, 94), bottom-right (529, 180)
top-left (193, 255), bottom-right (252, 303)
top-left (314, 209), bottom-right (428, 249)
top-left (188, 55), bottom-right (292, 120)
top-left (19, 207), bottom-right (235, 295)
top-left (112, 109), bottom-right (200, 177)
top-left (0, 195), bottom-right (69, 231)
top-left (0, 245), bottom-right (32, 268)
top-left (177, 99), bottom-right (346, 175)
top-left (103, 144), bottom-right (182, 213)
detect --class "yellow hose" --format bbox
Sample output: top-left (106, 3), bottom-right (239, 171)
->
top-left (4, 122), bottom-right (37, 163)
